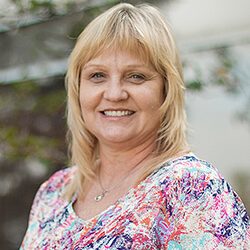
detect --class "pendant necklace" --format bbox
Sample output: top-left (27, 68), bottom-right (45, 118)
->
top-left (94, 154), bottom-right (151, 202)
top-left (94, 190), bottom-right (108, 202)
top-left (94, 172), bottom-right (122, 202)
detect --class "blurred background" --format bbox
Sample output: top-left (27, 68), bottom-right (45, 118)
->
top-left (0, 0), bottom-right (249, 249)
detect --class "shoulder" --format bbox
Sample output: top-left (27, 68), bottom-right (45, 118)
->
top-left (155, 152), bottom-right (249, 226)
top-left (152, 153), bottom-right (250, 247)
top-left (156, 153), bottom-right (238, 207)
top-left (155, 153), bottom-right (222, 190)
top-left (42, 167), bottom-right (75, 193)
top-left (21, 167), bottom-right (76, 248)
top-left (32, 167), bottom-right (76, 208)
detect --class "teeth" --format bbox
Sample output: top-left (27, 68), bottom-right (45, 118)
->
top-left (103, 110), bottom-right (133, 117)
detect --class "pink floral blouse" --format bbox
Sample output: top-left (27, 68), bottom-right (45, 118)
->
top-left (21, 153), bottom-right (250, 249)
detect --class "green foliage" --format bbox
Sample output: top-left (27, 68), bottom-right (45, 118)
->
top-left (213, 47), bottom-right (239, 93)
top-left (186, 79), bottom-right (203, 91)
top-left (69, 0), bottom-right (120, 38)
top-left (13, 80), bottom-right (39, 93)
top-left (34, 89), bottom-right (66, 114)
top-left (0, 79), bottom-right (67, 168)
top-left (0, 125), bottom-right (59, 162)
top-left (30, 0), bottom-right (54, 12)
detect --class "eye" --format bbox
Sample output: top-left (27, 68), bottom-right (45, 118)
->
top-left (127, 73), bottom-right (146, 84)
top-left (89, 72), bottom-right (105, 83)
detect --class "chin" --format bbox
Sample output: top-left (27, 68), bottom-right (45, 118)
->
top-left (96, 127), bottom-right (135, 142)
top-left (97, 132), bottom-right (135, 145)
top-left (102, 135), bottom-right (132, 144)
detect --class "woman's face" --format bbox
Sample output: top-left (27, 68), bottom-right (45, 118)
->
top-left (79, 49), bottom-right (164, 148)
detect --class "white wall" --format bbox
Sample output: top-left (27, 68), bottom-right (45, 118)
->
top-left (159, 0), bottom-right (250, 187)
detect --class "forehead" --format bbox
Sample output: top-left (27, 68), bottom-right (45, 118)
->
top-left (82, 47), bottom-right (153, 70)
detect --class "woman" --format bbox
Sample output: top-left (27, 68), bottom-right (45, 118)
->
top-left (21, 3), bottom-right (249, 249)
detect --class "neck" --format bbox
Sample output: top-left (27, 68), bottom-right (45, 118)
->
top-left (98, 137), bottom-right (156, 185)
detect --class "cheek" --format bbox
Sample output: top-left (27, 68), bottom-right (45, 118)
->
top-left (146, 87), bottom-right (164, 111)
top-left (79, 86), bottom-right (91, 118)
top-left (79, 85), bottom-right (102, 118)
top-left (79, 99), bottom-right (95, 124)
top-left (79, 90), bottom-right (86, 111)
top-left (79, 83), bottom-right (92, 106)
top-left (147, 78), bottom-right (165, 109)
top-left (80, 101), bottom-right (89, 119)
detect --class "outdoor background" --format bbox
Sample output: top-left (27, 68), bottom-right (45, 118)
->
top-left (0, 0), bottom-right (249, 249)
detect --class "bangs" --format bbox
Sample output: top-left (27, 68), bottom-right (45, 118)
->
top-left (74, 6), bottom-right (161, 72)
top-left (87, 36), bottom-right (151, 67)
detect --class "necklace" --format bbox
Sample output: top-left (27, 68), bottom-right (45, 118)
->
top-left (94, 167), bottom-right (136, 202)
top-left (94, 154), bottom-right (151, 202)
top-left (94, 173), bottom-right (109, 202)
top-left (94, 190), bottom-right (108, 202)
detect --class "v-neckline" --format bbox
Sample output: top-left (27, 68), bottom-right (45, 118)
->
top-left (67, 176), bottom-right (148, 225)
top-left (67, 153), bottom-right (193, 225)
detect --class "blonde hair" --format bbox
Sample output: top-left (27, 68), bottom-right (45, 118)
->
top-left (65, 3), bottom-right (189, 199)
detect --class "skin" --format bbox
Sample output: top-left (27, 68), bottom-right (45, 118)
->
top-left (80, 49), bottom-right (164, 150)
top-left (75, 49), bottom-right (165, 219)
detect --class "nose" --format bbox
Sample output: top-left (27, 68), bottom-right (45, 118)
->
top-left (103, 78), bottom-right (128, 101)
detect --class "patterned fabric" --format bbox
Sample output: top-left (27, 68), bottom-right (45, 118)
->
top-left (21, 153), bottom-right (250, 249)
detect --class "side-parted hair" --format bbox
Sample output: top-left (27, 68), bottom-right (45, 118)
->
top-left (65, 3), bottom-right (189, 199)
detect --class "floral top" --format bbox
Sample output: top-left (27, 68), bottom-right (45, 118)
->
top-left (21, 153), bottom-right (249, 249)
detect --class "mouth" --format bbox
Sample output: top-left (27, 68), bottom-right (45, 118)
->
top-left (100, 110), bottom-right (135, 117)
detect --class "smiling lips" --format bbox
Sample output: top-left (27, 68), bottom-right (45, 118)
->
top-left (101, 110), bottom-right (135, 117)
